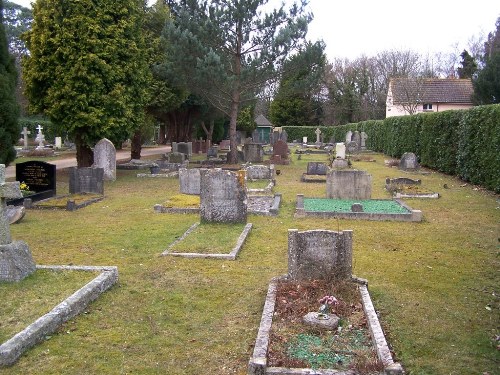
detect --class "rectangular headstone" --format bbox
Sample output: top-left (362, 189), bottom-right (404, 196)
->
top-left (335, 143), bottom-right (346, 159)
top-left (177, 142), bottom-right (192, 158)
top-left (306, 162), bottom-right (328, 176)
top-left (200, 168), bottom-right (247, 223)
top-left (272, 140), bottom-right (288, 159)
top-left (15, 161), bottom-right (56, 195)
top-left (345, 131), bottom-right (353, 144)
top-left (179, 168), bottom-right (201, 195)
top-left (326, 169), bottom-right (372, 199)
top-left (288, 229), bottom-right (353, 281)
top-left (93, 138), bottom-right (116, 181)
top-left (69, 167), bottom-right (104, 194)
top-left (243, 143), bottom-right (263, 163)
top-left (245, 165), bottom-right (273, 180)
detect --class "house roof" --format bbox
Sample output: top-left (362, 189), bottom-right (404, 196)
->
top-left (254, 114), bottom-right (273, 127)
top-left (390, 78), bottom-right (474, 104)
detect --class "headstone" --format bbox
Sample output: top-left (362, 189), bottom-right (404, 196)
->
top-left (167, 152), bottom-right (186, 163)
top-left (306, 162), bottom-right (328, 176)
top-left (315, 128), bottom-right (322, 145)
top-left (6, 205), bottom-right (25, 224)
top-left (219, 140), bottom-right (231, 151)
top-left (288, 229), bottom-right (353, 281)
top-left (69, 167), bottom-right (104, 194)
top-left (272, 140), bottom-right (288, 159)
top-left (246, 165), bottom-right (274, 180)
top-left (360, 132), bottom-right (368, 150)
top-left (207, 146), bottom-right (218, 158)
top-left (200, 168), bottom-right (247, 223)
top-left (280, 129), bottom-right (288, 143)
top-left (20, 127), bottom-right (31, 150)
top-left (270, 131), bottom-right (280, 145)
top-left (335, 143), bottom-right (346, 159)
top-left (15, 161), bottom-right (56, 196)
top-left (252, 129), bottom-right (260, 144)
top-left (326, 169), bottom-right (372, 199)
top-left (351, 203), bottom-right (364, 212)
top-left (399, 152), bottom-right (419, 171)
top-left (171, 142), bottom-right (178, 153)
top-left (345, 131), bottom-right (353, 144)
top-left (0, 164), bottom-right (36, 281)
top-left (302, 136), bottom-right (308, 144)
top-left (179, 168), bottom-right (201, 195)
top-left (93, 138), bottom-right (116, 181)
top-left (346, 141), bottom-right (358, 154)
top-left (243, 143), bottom-right (263, 163)
top-left (351, 131), bottom-right (361, 153)
top-left (55, 137), bottom-right (62, 149)
top-left (177, 142), bottom-right (192, 158)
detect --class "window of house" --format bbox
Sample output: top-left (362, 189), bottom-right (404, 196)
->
top-left (423, 103), bottom-right (433, 111)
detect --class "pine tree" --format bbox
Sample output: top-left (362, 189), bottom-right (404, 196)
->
top-left (0, 0), bottom-right (19, 166)
top-left (457, 50), bottom-right (477, 79)
top-left (22, 0), bottom-right (149, 166)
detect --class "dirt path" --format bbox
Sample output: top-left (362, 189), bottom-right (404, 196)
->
top-left (5, 145), bottom-right (171, 179)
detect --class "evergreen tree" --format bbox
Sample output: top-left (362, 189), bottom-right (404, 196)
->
top-left (22, 0), bottom-right (149, 166)
top-left (164, 0), bottom-right (312, 163)
top-left (457, 50), bottom-right (477, 79)
top-left (0, 0), bottom-right (19, 166)
top-left (473, 17), bottom-right (500, 104)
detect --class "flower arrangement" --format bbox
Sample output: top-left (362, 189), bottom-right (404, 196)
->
top-left (19, 181), bottom-right (34, 196)
top-left (317, 295), bottom-right (338, 319)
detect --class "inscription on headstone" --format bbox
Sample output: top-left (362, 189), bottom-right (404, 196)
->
top-left (15, 161), bottom-right (56, 195)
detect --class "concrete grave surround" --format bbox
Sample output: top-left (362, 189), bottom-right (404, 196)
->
top-left (326, 169), bottom-right (372, 200)
top-left (399, 152), bottom-right (419, 171)
top-left (93, 138), bottom-right (116, 181)
top-left (0, 164), bottom-right (36, 282)
top-left (200, 168), bottom-right (247, 223)
top-left (288, 229), bottom-right (353, 281)
top-left (179, 168), bottom-right (201, 195)
top-left (243, 143), bottom-right (263, 163)
top-left (69, 167), bottom-right (104, 195)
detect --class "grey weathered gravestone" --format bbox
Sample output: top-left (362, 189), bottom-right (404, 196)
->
top-left (246, 165), bottom-right (274, 180)
top-left (345, 130), bottom-right (353, 144)
top-left (179, 168), bottom-right (201, 195)
top-left (335, 143), bottom-right (346, 159)
top-left (399, 152), bottom-right (419, 171)
top-left (326, 169), bottom-right (372, 199)
top-left (315, 128), bottom-right (322, 144)
top-left (167, 152), bottom-right (186, 163)
top-left (288, 229), bottom-right (353, 281)
top-left (243, 143), bottom-right (263, 163)
top-left (177, 142), bottom-right (192, 158)
top-left (280, 129), bottom-right (288, 143)
top-left (386, 177), bottom-right (421, 186)
top-left (272, 140), bottom-right (288, 159)
top-left (207, 146), bottom-right (218, 158)
top-left (69, 167), bottom-right (104, 194)
top-left (351, 131), bottom-right (361, 153)
top-left (20, 127), bottom-right (31, 150)
top-left (93, 138), bottom-right (116, 181)
top-left (6, 205), bottom-right (25, 224)
top-left (200, 168), bottom-right (247, 223)
top-left (303, 312), bottom-right (340, 331)
top-left (0, 165), bottom-right (36, 281)
top-left (360, 132), bottom-right (368, 149)
top-left (252, 129), bottom-right (260, 144)
top-left (351, 203), bottom-right (364, 212)
top-left (306, 162), bottom-right (328, 176)
top-left (346, 141), bottom-right (358, 154)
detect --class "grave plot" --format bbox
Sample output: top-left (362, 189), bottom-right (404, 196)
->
top-left (7, 161), bottom-right (57, 206)
top-left (245, 164), bottom-right (275, 194)
top-left (0, 164), bottom-right (118, 367)
top-left (385, 177), bottom-right (439, 199)
top-left (29, 192), bottom-right (104, 211)
top-left (301, 162), bottom-right (328, 183)
top-left (161, 222), bottom-right (252, 260)
top-left (248, 229), bottom-right (403, 375)
top-left (295, 195), bottom-right (422, 222)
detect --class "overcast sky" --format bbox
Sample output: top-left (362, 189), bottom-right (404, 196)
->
top-left (7, 0), bottom-right (500, 61)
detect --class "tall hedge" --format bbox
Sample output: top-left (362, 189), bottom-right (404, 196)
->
top-left (283, 104), bottom-right (500, 192)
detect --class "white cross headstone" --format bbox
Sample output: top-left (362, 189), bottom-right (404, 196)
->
top-left (0, 165), bottom-right (23, 245)
top-left (20, 127), bottom-right (31, 150)
top-left (315, 128), bottom-right (322, 144)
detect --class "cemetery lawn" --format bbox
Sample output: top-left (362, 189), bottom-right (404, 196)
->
top-left (0, 269), bottom-right (97, 343)
top-left (3, 150), bottom-right (499, 374)
top-left (169, 222), bottom-right (247, 254)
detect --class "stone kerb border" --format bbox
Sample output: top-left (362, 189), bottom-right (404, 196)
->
top-left (27, 194), bottom-right (104, 211)
top-left (162, 222), bottom-right (253, 260)
top-left (295, 195), bottom-right (422, 222)
top-left (0, 265), bottom-right (118, 367)
top-left (246, 180), bottom-right (275, 194)
top-left (137, 171), bottom-right (179, 178)
top-left (247, 276), bottom-right (403, 375)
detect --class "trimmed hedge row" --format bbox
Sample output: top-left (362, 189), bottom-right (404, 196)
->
top-left (283, 104), bottom-right (500, 192)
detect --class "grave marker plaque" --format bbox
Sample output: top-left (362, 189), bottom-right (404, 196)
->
top-left (15, 161), bottom-right (56, 199)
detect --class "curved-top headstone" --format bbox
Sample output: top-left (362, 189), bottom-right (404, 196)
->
top-left (93, 138), bottom-right (116, 181)
top-left (399, 152), bottom-right (419, 171)
top-left (200, 168), bottom-right (247, 223)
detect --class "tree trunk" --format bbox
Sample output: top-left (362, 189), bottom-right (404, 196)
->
top-left (227, 94), bottom-right (239, 164)
top-left (75, 132), bottom-right (94, 167)
top-left (131, 129), bottom-right (142, 159)
top-left (200, 120), bottom-right (214, 143)
top-left (159, 124), bottom-right (166, 144)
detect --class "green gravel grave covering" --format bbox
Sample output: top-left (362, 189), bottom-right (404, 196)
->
top-left (304, 198), bottom-right (410, 214)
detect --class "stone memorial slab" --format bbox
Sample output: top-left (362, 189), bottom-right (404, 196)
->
top-left (306, 162), bottom-right (328, 176)
top-left (207, 146), bottom-right (218, 158)
top-left (345, 130), bottom-right (353, 144)
top-left (177, 142), bottom-right (192, 158)
top-left (326, 169), bottom-right (372, 199)
top-left (315, 128), bottom-right (322, 144)
top-left (69, 167), bottom-right (104, 195)
top-left (335, 142), bottom-right (346, 159)
top-left (281, 129), bottom-right (288, 143)
top-left (272, 140), bottom-right (288, 159)
top-left (15, 161), bottom-right (56, 196)
top-left (351, 131), bottom-right (361, 153)
top-left (252, 129), bottom-right (261, 144)
top-left (20, 127), bottom-right (30, 150)
top-left (302, 136), bottom-right (308, 144)
top-left (288, 229), bottom-right (353, 281)
top-left (243, 143), bottom-right (263, 163)
top-left (167, 152), bottom-right (186, 163)
top-left (399, 152), bottom-right (419, 171)
top-left (55, 137), bottom-right (62, 149)
top-left (219, 140), bottom-right (231, 150)
top-left (246, 165), bottom-right (274, 180)
top-left (200, 168), bottom-right (247, 223)
top-left (360, 132), bottom-right (368, 149)
top-left (179, 168), bottom-right (201, 195)
top-left (93, 138), bottom-right (116, 181)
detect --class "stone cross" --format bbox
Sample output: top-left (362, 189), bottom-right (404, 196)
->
top-left (315, 128), bottom-right (322, 143)
top-left (0, 164), bottom-right (23, 245)
top-left (21, 127), bottom-right (31, 149)
top-left (36, 124), bottom-right (43, 134)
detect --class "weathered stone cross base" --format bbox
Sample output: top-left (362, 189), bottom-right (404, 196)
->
top-left (0, 241), bottom-right (36, 282)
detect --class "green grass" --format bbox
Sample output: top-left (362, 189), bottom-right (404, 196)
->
top-left (169, 223), bottom-right (247, 254)
top-left (1, 151), bottom-right (499, 374)
top-left (0, 269), bottom-right (98, 343)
